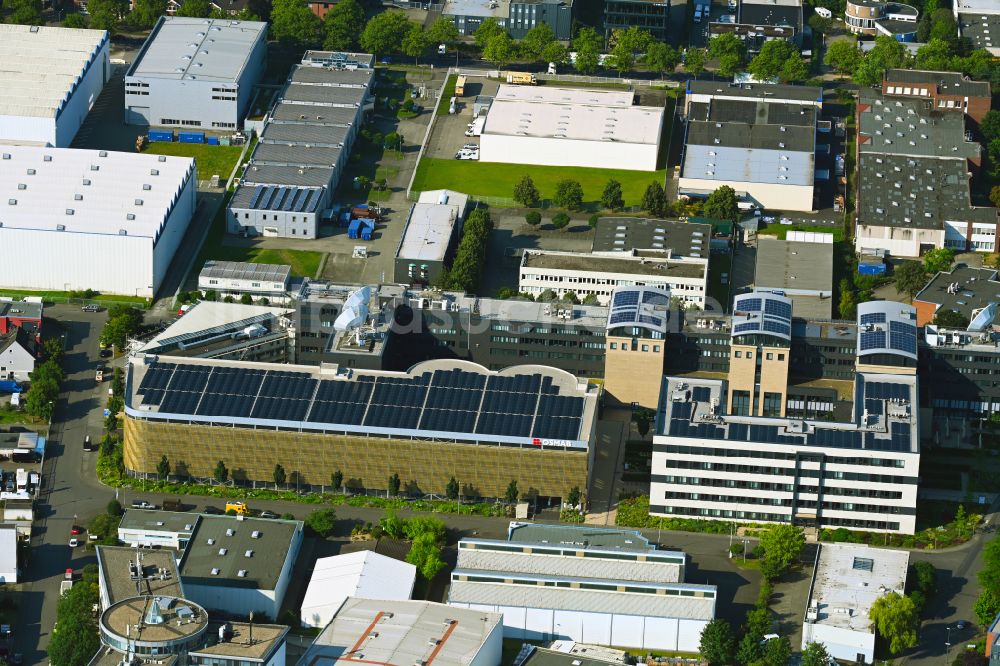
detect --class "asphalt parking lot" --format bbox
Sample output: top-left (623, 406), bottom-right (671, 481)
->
top-left (423, 76), bottom-right (500, 160)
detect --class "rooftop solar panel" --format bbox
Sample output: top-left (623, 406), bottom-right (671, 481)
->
top-left (737, 297), bottom-right (762, 312)
top-left (764, 299), bottom-right (792, 320)
top-left (613, 290), bottom-right (640, 308)
top-left (859, 312), bottom-right (886, 325)
top-left (859, 330), bottom-right (886, 351)
top-left (609, 311), bottom-right (636, 325)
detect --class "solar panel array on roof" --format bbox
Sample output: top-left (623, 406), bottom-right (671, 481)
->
top-left (888, 320), bottom-right (917, 355)
top-left (859, 330), bottom-right (886, 351)
top-left (859, 312), bottom-right (886, 326)
top-left (864, 381), bottom-right (910, 401)
top-left (606, 287), bottom-right (670, 332)
top-left (136, 361), bottom-right (586, 443)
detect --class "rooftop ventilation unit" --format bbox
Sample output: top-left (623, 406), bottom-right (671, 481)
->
top-left (211, 568), bottom-right (220, 575)
top-left (237, 569), bottom-right (247, 577)
top-left (218, 548), bottom-right (228, 555)
top-left (226, 528), bottom-right (235, 536)
top-left (251, 531), bottom-right (261, 539)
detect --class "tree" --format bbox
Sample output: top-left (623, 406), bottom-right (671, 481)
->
top-left (869, 591), bottom-right (919, 654)
top-left (916, 38), bottom-right (954, 71)
top-left (601, 179), bottom-right (624, 211)
top-left (62, 12), bottom-right (89, 27)
top-left (446, 476), bottom-right (459, 500)
top-left (572, 27), bottom-right (603, 74)
top-left (505, 479), bottom-right (519, 504)
top-left (176, 0), bottom-right (211, 16)
top-left (922, 247), bottom-right (955, 274)
top-left (981, 534), bottom-right (1000, 592)
top-left (982, 110), bottom-right (1000, 144)
top-left (401, 23), bottom-right (429, 64)
top-left (607, 26), bottom-right (651, 75)
top-left (426, 16), bottom-right (460, 50)
top-left (763, 636), bottom-right (792, 666)
top-left (273, 463), bottom-right (286, 487)
top-left (685, 48), bottom-right (708, 78)
top-left (48, 582), bottom-right (101, 666)
top-left (331, 469), bottom-right (343, 490)
top-left (520, 22), bottom-right (555, 61)
top-left (157, 455), bottom-right (170, 480)
top-left (990, 185), bottom-right (1000, 208)
top-left (213, 460), bottom-right (228, 484)
top-left (107, 499), bottom-right (123, 516)
top-left (85, 0), bottom-right (128, 31)
top-left (699, 619), bottom-right (737, 666)
top-left (634, 407), bottom-right (654, 438)
top-left (551, 212), bottom-right (570, 229)
top-left (554, 179), bottom-right (584, 210)
top-left (567, 486), bottom-right (581, 507)
top-left (482, 32), bottom-right (515, 68)
top-left (100, 305), bottom-right (143, 350)
top-left (736, 633), bottom-right (763, 666)
top-left (542, 41), bottom-right (568, 66)
top-left (839, 285), bottom-right (857, 320)
top-left (322, 0), bottom-right (364, 51)
top-left (808, 13), bottom-right (832, 34)
top-left (824, 39), bottom-right (860, 77)
top-left (894, 261), bottom-right (928, 299)
top-left (4, 0), bottom-right (44, 25)
top-left (473, 16), bottom-right (505, 49)
top-left (642, 181), bottom-right (668, 218)
top-left (305, 508), bottom-right (337, 537)
top-left (270, 0), bottom-right (321, 47)
top-left (801, 641), bottom-right (832, 666)
top-left (128, 0), bottom-right (166, 28)
top-left (388, 472), bottom-right (401, 496)
top-left (514, 175), bottom-right (541, 207)
top-left (929, 8), bottom-right (958, 44)
top-left (525, 211), bottom-right (542, 225)
top-left (911, 560), bottom-right (936, 596)
top-left (406, 531), bottom-right (446, 579)
top-left (750, 40), bottom-right (807, 82)
top-left (854, 36), bottom-right (907, 86)
top-left (709, 33), bottom-right (746, 77)
top-left (759, 523), bottom-right (805, 578)
top-left (934, 309), bottom-right (970, 328)
top-left (976, 589), bottom-right (1000, 626)
top-left (360, 10), bottom-right (410, 55)
top-left (645, 41), bottom-right (680, 77)
top-left (704, 185), bottom-right (740, 223)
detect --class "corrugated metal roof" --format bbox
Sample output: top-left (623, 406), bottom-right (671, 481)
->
top-left (127, 17), bottom-right (266, 82)
top-left (261, 122), bottom-right (348, 146)
top-left (456, 547), bottom-right (683, 583)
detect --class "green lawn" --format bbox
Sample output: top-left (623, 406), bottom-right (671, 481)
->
top-left (411, 158), bottom-right (667, 207)
top-left (143, 143), bottom-right (244, 181)
top-left (436, 74), bottom-right (457, 116)
top-left (0, 289), bottom-right (149, 306)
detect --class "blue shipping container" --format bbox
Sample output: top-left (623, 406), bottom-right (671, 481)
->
top-left (348, 218), bottom-right (363, 239)
top-left (148, 130), bottom-right (174, 143)
top-left (178, 132), bottom-right (205, 144)
top-left (858, 262), bottom-right (886, 276)
top-left (207, 136), bottom-right (220, 145)
top-left (0, 381), bottom-right (22, 394)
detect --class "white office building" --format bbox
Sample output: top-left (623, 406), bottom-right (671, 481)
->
top-left (802, 544), bottom-right (909, 664)
top-left (0, 24), bottom-right (110, 147)
top-left (198, 260), bottom-right (292, 303)
top-left (448, 523), bottom-right (716, 652)
top-left (125, 17), bottom-right (268, 129)
top-left (519, 249), bottom-right (709, 307)
top-left (479, 85), bottom-right (664, 171)
top-left (0, 145), bottom-right (196, 297)
top-left (300, 551), bottom-right (416, 629)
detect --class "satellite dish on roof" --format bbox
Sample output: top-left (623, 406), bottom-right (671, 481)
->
top-left (334, 286), bottom-right (372, 331)
top-left (968, 302), bottom-right (997, 332)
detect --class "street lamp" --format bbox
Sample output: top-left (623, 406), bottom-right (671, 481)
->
top-left (946, 626), bottom-right (952, 648)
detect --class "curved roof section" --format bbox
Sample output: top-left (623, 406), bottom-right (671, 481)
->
top-left (856, 301), bottom-right (918, 360)
top-left (606, 286), bottom-right (671, 334)
top-left (731, 291), bottom-right (793, 341)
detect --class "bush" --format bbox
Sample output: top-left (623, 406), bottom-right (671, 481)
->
top-left (444, 208), bottom-right (493, 293)
top-left (588, 214), bottom-right (599, 228)
top-left (525, 211), bottom-right (541, 226)
top-left (305, 509), bottom-right (337, 537)
top-left (730, 543), bottom-right (745, 555)
top-left (551, 213), bottom-right (570, 229)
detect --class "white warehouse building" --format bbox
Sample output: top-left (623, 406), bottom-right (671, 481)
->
top-left (125, 16), bottom-right (268, 129)
top-left (0, 145), bottom-right (197, 298)
top-left (448, 523), bottom-right (716, 652)
top-left (0, 24), bottom-right (110, 147)
top-left (802, 544), bottom-right (909, 664)
top-left (479, 85), bottom-right (664, 171)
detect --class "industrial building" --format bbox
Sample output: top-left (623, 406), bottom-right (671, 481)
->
top-left (650, 294), bottom-right (922, 534)
top-left (854, 91), bottom-right (997, 257)
top-left (678, 81), bottom-right (821, 211)
top-left (0, 24), bottom-right (110, 147)
top-left (298, 597), bottom-right (503, 666)
top-left (300, 551), bottom-right (416, 628)
top-left (801, 544), bottom-right (909, 663)
top-left (509, 0), bottom-right (575, 39)
top-left (124, 17), bottom-right (268, 129)
top-left (0, 145), bottom-right (197, 297)
top-left (448, 523), bottom-right (715, 651)
top-left (754, 232), bottom-right (834, 319)
top-left (709, 0), bottom-right (804, 53)
top-left (394, 196), bottom-right (466, 286)
top-left (514, 642), bottom-right (630, 666)
top-left (956, 0), bottom-right (1000, 56)
top-left (198, 260), bottom-right (293, 303)
top-left (591, 217), bottom-right (719, 257)
top-left (882, 69), bottom-right (992, 124)
top-left (518, 249), bottom-right (709, 307)
top-left (442, 0), bottom-right (510, 34)
top-left (228, 52), bottom-right (373, 239)
top-left (479, 85), bottom-right (665, 171)
top-left (124, 355), bottom-right (599, 503)
top-left (912, 266), bottom-right (999, 326)
top-left (0, 528), bottom-right (16, 584)
top-left (604, 0), bottom-right (670, 40)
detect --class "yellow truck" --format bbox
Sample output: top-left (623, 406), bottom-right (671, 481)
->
top-left (455, 75), bottom-right (467, 96)
top-left (225, 501), bottom-right (249, 515)
top-left (505, 72), bottom-right (537, 85)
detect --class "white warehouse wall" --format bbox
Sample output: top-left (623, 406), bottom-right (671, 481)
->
top-left (479, 134), bottom-right (660, 171)
top-left (678, 177), bottom-right (814, 211)
top-left (0, 115), bottom-right (58, 148)
top-left (470, 619), bottom-right (503, 666)
top-left (452, 603), bottom-right (706, 652)
top-left (854, 225), bottom-right (945, 257)
top-left (151, 170), bottom-right (199, 294)
top-left (182, 582), bottom-right (279, 619)
top-left (55, 35), bottom-right (110, 147)
top-left (801, 623), bottom-right (875, 663)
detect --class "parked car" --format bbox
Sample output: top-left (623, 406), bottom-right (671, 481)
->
top-left (68, 538), bottom-right (79, 548)
top-left (202, 506), bottom-right (224, 515)
top-left (81, 304), bottom-right (102, 312)
top-left (131, 499), bottom-right (156, 510)
top-left (83, 435), bottom-right (94, 452)
top-left (70, 526), bottom-right (83, 535)
top-left (759, 634), bottom-right (779, 646)
top-left (462, 143), bottom-right (478, 150)
top-left (259, 510), bottom-right (278, 519)
top-left (99, 348), bottom-right (112, 359)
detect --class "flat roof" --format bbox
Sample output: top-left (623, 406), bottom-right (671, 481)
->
top-left (301, 50), bottom-right (375, 68)
top-left (200, 260), bottom-right (291, 284)
top-left (443, 0), bottom-right (510, 17)
top-left (252, 142), bottom-right (343, 167)
top-left (139, 301), bottom-right (293, 354)
top-left (412, 289), bottom-right (610, 330)
top-left (0, 24), bottom-right (108, 120)
top-left (188, 622), bottom-right (289, 661)
top-left (687, 80), bottom-right (823, 103)
top-left (857, 300), bottom-right (919, 360)
top-left (0, 300), bottom-right (43, 321)
top-left (261, 121), bottom-right (348, 146)
top-left (270, 104), bottom-right (360, 126)
top-left (97, 546), bottom-right (183, 605)
top-left (884, 68), bottom-right (991, 98)
top-left (289, 65), bottom-right (373, 87)
top-left (241, 163), bottom-right (334, 188)
top-left (519, 645), bottom-right (627, 666)
top-left (0, 145), bottom-right (194, 239)
top-left (127, 356), bottom-right (599, 449)
top-left (101, 596), bottom-right (207, 643)
top-left (755, 238), bottom-right (833, 294)
top-left (119, 508), bottom-right (200, 536)
top-left (127, 17), bottom-right (266, 82)
top-left (299, 597), bottom-right (502, 665)
top-left (739, 0), bottom-right (801, 27)
top-left (484, 89), bottom-right (662, 145)
top-left (959, 13), bottom-right (1000, 52)
top-left (858, 92), bottom-right (980, 160)
top-left (522, 250), bottom-right (706, 279)
top-left (178, 515), bottom-right (301, 591)
top-left (508, 523), bottom-right (655, 552)
top-left (281, 82), bottom-right (367, 106)
top-left (806, 543), bottom-right (908, 633)
top-left (592, 217), bottom-right (714, 257)
top-left (397, 203), bottom-right (460, 263)
top-left (913, 265), bottom-right (1000, 319)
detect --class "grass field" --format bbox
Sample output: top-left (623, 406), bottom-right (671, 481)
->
top-left (411, 158), bottom-right (667, 208)
top-left (143, 142), bottom-right (244, 181)
top-left (0, 289), bottom-right (149, 306)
